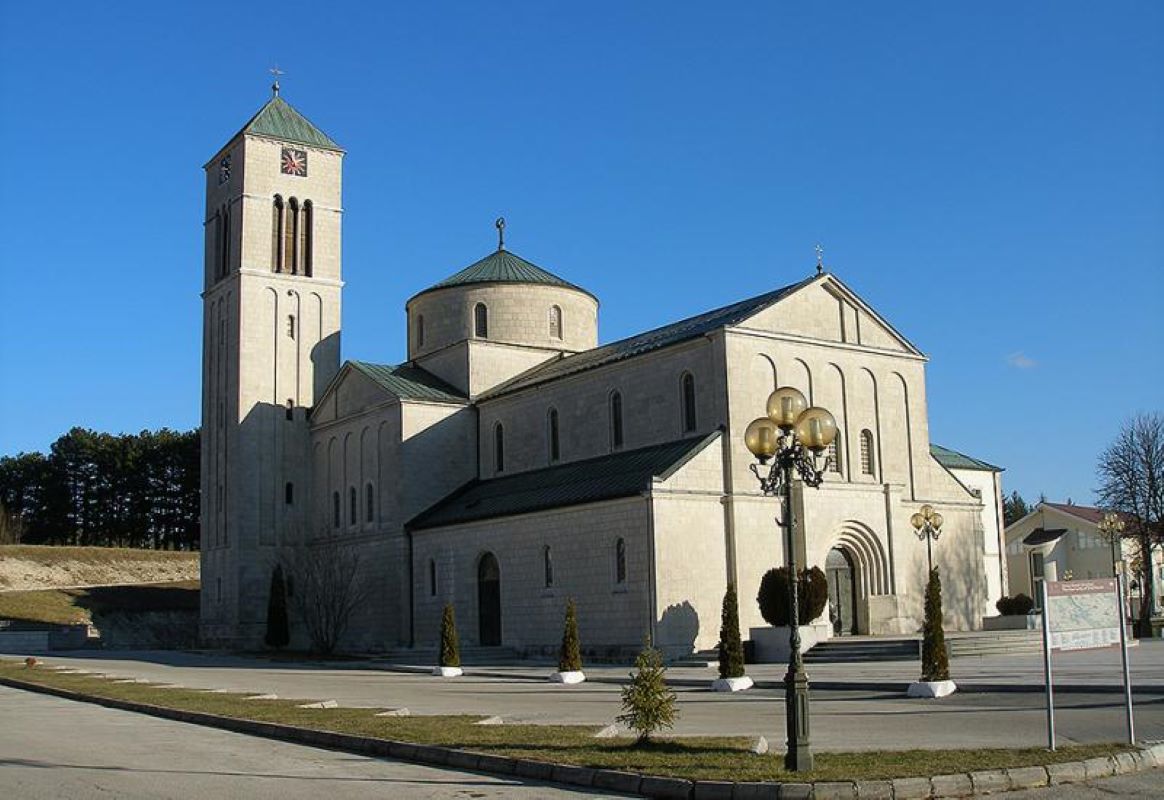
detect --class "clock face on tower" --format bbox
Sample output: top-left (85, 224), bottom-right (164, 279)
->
top-left (281, 147), bottom-right (308, 177)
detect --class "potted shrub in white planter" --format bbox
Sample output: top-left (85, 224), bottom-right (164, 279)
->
top-left (433, 603), bottom-right (463, 677)
top-left (711, 583), bottom-right (752, 692)
top-left (550, 598), bottom-right (585, 683)
top-left (907, 568), bottom-right (956, 698)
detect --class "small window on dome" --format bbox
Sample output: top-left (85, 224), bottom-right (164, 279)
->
top-left (474, 303), bottom-right (488, 338)
top-left (549, 305), bottom-right (563, 339)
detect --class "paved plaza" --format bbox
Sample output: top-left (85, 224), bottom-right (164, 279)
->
top-left (4, 642), bottom-right (1163, 750)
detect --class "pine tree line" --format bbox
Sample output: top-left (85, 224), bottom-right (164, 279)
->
top-left (0, 427), bottom-right (200, 549)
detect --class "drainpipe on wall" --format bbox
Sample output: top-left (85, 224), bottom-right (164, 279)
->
top-left (645, 488), bottom-right (658, 648)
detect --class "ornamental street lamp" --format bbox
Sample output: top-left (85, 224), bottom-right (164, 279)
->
top-left (1099, 512), bottom-right (1126, 579)
top-left (910, 504), bottom-right (944, 575)
top-left (744, 386), bottom-right (837, 773)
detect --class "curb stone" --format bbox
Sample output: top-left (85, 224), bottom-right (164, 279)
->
top-left (931, 773), bottom-right (973, 797)
top-left (0, 676), bottom-right (1158, 799)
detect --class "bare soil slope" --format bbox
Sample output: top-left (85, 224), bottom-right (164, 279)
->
top-left (0, 546), bottom-right (199, 592)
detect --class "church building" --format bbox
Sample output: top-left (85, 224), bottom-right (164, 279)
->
top-left (199, 91), bottom-right (1006, 657)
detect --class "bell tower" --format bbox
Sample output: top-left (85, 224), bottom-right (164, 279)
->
top-left (199, 83), bottom-right (344, 646)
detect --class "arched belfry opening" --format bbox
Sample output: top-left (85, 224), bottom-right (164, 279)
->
top-left (477, 552), bottom-right (502, 646)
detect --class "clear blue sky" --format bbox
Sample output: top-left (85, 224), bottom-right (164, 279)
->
top-left (1, 1), bottom-right (1160, 506)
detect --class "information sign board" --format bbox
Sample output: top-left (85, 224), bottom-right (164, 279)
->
top-left (1045, 578), bottom-right (1121, 652)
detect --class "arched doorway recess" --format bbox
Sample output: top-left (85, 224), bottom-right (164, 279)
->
top-left (826, 547), bottom-right (858, 636)
top-left (477, 552), bottom-right (502, 646)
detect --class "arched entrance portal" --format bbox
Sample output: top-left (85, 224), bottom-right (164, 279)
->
top-left (826, 547), bottom-right (858, 636)
top-left (477, 552), bottom-right (502, 646)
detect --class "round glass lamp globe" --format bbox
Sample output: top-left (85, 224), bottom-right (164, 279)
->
top-left (793, 407), bottom-right (837, 452)
top-left (920, 504), bottom-right (934, 519)
top-left (744, 417), bottom-right (779, 460)
top-left (930, 512), bottom-right (944, 530)
top-left (910, 512), bottom-right (925, 530)
top-left (766, 387), bottom-right (808, 430)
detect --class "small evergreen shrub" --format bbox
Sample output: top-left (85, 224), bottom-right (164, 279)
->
top-left (921, 567), bottom-right (950, 682)
top-left (558, 598), bottom-right (583, 672)
top-left (264, 565), bottom-right (290, 650)
top-left (617, 638), bottom-right (678, 743)
top-left (439, 603), bottom-right (461, 668)
top-left (717, 583), bottom-right (746, 679)
top-left (757, 566), bottom-right (828, 626)
top-left (995, 594), bottom-right (1035, 616)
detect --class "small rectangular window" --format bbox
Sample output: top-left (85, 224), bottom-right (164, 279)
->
top-left (287, 315), bottom-right (296, 339)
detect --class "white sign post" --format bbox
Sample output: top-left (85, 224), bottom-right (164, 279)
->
top-left (1040, 577), bottom-right (1135, 750)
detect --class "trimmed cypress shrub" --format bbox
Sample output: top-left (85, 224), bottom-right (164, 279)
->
top-left (757, 566), bottom-right (829, 626)
top-left (617, 638), bottom-right (678, 743)
top-left (718, 583), bottom-right (746, 679)
top-left (264, 565), bottom-right (290, 650)
top-left (921, 567), bottom-right (950, 682)
top-left (558, 598), bottom-right (583, 672)
top-left (439, 603), bottom-right (461, 668)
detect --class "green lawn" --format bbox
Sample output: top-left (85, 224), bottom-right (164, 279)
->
top-left (0, 660), bottom-right (1131, 783)
top-left (0, 581), bottom-right (199, 625)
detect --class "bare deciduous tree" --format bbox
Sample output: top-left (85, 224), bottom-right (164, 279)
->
top-left (280, 534), bottom-right (371, 654)
top-left (1096, 413), bottom-right (1164, 636)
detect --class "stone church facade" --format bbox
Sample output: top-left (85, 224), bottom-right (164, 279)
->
top-left (200, 93), bottom-right (1006, 657)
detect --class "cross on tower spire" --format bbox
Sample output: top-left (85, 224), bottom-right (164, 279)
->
top-left (495, 217), bottom-right (506, 251)
top-left (269, 65), bottom-right (285, 97)
top-left (815, 243), bottom-right (824, 275)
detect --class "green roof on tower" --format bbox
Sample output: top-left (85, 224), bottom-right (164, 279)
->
top-left (411, 248), bottom-right (595, 302)
top-left (237, 95), bottom-right (343, 152)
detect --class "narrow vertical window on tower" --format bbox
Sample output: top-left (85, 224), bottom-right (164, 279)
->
top-left (302, 200), bottom-right (313, 277)
top-left (332, 491), bottom-right (340, 529)
top-left (416, 314), bottom-right (425, 349)
top-left (543, 546), bottom-right (554, 588)
top-left (213, 211), bottom-right (223, 280)
top-left (494, 422), bottom-right (505, 473)
top-left (548, 407), bottom-right (560, 463)
top-left (365, 482), bottom-right (375, 523)
top-left (474, 303), bottom-right (488, 338)
top-left (272, 195), bottom-right (284, 272)
top-left (615, 538), bottom-right (627, 585)
top-left (284, 482), bottom-right (294, 505)
top-left (549, 305), bottom-right (562, 339)
top-left (828, 435), bottom-right (842, 473)
top-left (681, 372), bottom-right (697, 433)
top-left (219, 205), bottom-right (231, 279)
top-left (610, 391), bottom-right (624, 450)
top-left (860, 429), bottom-right (875, 475)
top-left (349, 486), bottom-right (357, 526)
top-left (287, 198), bottom-right (300, 274)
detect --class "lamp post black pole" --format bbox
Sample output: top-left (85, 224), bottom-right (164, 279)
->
top-left (780, 449), bottom-right (813, 772)
top-left (925, 532), bottom-right (933, 575)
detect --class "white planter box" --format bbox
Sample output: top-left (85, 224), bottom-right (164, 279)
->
top-left (748, 623), bottom-right (833, 663)
top-left (432, 666), bottom-right (463, 677)
top-left (711, 676), bottom-right (754, 692)
top-left (550, 670), bottom-right (586, 684)
top-left (907, 679), bottom-right (957, 698)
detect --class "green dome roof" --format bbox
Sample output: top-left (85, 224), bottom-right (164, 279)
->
top-left (414, 249), bottom-right (594, 301)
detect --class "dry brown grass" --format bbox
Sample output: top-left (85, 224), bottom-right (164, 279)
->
top-left (0, 581), bottom-right (199, 625)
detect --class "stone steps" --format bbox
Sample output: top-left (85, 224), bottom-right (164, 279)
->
top-left (373, 646), bottom-right (523, 665)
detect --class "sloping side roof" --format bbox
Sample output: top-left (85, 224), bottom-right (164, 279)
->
top-left (238, 96), bottom-right (342, 151)
top-left (408, 432), bottom-right (721, 530)
top-left (411, 249), bottom-right (594, 302)
top-left (481, 276), bottom-right (817, 399)
top-left (1041, 502), bottom-right (1107, 525)
top-left (930, 443), bottom-right (1003, 472)
top-left (349, 361), bottom-right (466, 402)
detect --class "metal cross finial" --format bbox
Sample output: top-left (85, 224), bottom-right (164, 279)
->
top-left (815, 243), bottom-right (824, 275)
top-left (269, 65), bottom-right (285, 97)
top-left (495, 217), bottom-right (506, 251)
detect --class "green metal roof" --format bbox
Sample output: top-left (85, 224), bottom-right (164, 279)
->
top-left (412, 249), bottom-right (594, 301)
top-left (481, 275), bottom-right (818, 399)
top-left (237, 96), bottom-right (342, 151)
top-left (349, 361), bottom-right (465, 402)
top-left (930, 443), bottom-right (1002, 472)
top-left (408, 431), bottom-right (720, 530)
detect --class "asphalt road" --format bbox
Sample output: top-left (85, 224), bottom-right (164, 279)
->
top-left (0, 686), bottom-right (625, 799)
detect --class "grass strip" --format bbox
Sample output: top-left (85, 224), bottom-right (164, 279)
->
top-left (0, 581), bottom-right (199, 625)
top-left (0, 660), bottom-right (1131, 783)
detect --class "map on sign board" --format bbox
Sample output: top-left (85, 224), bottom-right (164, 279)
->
top-left (1045, 579), bottom-right (1120, 652)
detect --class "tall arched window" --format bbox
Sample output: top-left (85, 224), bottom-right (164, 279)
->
top-left (365, 482), bottom-right (375, 523)
top-left (610, 391), bottom-right (624, 450)
top-left (272, 195), bottom-right (284, 272)
top-left (549, 305), bottom-right (563, 339)
top-left (302, 200), bottom-right (313, 277)
top-left (494, 422), bottom-right (505, 473)
top-left (681, 372), bottom-right (697, 433)
top-left (429, 559), bottom-right (437, 596)
top-left (284, 482), bottom-right (294, 505)
top-left (213, 210), bottom-right (223, 279)
top-left (332, 491), bottom-right (340, 529)
top-left (474, 303), bottom-right (488, 338)
top-left (828, 436), bottom-right (842, 473)
top-left (348, 486), bottom-right (357, 526)
top-left (285, 197), bottom-right (298, 274)
top-left (615, 538), bottom-right (627, 584)
top-left (415, 314), bottom-right (425, 349)
top-left (543, 545), bottom-right (554, 588)
top-left (219, 204), bottom-right (231, 279)
top-left (548, 407), bottom-right (560, 463)
top-left (860, 429), bottom-right (875, 475)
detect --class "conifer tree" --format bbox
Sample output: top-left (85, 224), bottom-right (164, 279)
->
top-left (440, 603), bottom-right (461, 668)
top-left (921, 567), bottom-right (950, 681)
top-left (718, 582), bottom-right (745, 679)
top-left (617, 637), bottom-right (678, 743)
top-left (264, 565), bottom-right (290, 650)
top-left (558, 598), bottom-right (583, 672)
